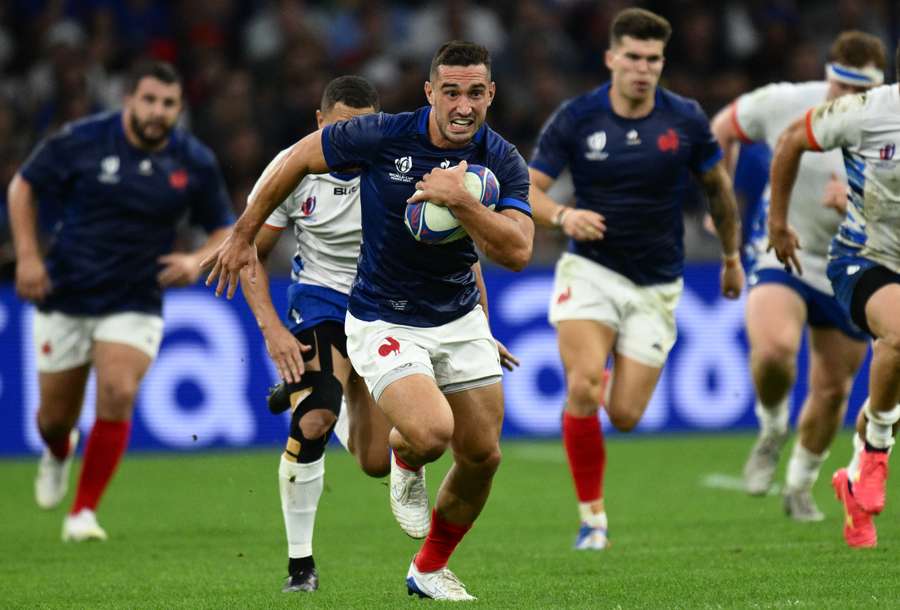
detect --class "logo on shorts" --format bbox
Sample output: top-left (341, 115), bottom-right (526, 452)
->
top-left (41, 341), bottom-right (52, 355)
top-left (847, 265), bottom-right (861, 275)
top-left (378, 336), bottom-right (400, 357)
top-left (556, 287), bottom-right (572, 304)
top-left (657, 129), bottom-right (679, 153)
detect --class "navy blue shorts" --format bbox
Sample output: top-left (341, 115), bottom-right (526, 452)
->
top-left (286, 284), bottom-right (349, 334)
top-left (752, 267), bottom-right (867, 341)
top-left (827, 245), bottom-right (900, 338)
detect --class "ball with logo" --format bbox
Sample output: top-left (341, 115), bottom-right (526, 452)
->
top-left (404, 164), bottom-right (500, 244)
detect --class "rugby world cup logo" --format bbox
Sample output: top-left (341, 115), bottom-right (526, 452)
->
top-left (98, 155), bottom-right (120, 183)
top-left (395, 156), bottom-right (412, 173)
top-left (880, 143), bottom-right (895, 161)
top-left (585, 131), bottom-right (608, 160)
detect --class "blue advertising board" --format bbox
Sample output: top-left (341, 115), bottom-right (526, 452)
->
top-left (0, 264), bottom-right (871, 456)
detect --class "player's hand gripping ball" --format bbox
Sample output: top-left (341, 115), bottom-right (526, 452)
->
top-left (404, 164), bottom-right (500, 244)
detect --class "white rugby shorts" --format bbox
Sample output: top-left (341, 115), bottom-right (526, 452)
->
top-left (345, 305), bottom-right (502, 401)
top-left (33, 310), bottom-right (165, 373)
top-left (548, 252), bottom-right (682, 368)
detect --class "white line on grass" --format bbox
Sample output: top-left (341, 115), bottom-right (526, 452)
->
top-left (700, 472), bottom-right (781, 496)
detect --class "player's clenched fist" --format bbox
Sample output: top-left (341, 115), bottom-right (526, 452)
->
top-left (201, 230), bottom-right (257, 299)
top-left (15, 254), bottom-right (52, 302)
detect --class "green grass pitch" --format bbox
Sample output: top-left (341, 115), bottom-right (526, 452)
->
top-left (2, 432), bottom-right (897, 608)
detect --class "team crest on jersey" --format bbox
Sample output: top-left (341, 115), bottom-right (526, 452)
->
top-left (880, 143), bottom-right (895, 161)
top-left (301, 195), bottom-right (316, 215)
top-left (585, 132), bottom-right (608, 160)
top-left (657, 129), bottom-right (679, 153)
top-left (98, 155), bottom-right (120, 184)
top-left (389, 156), bottom-right (415, 183)
top-left (169, 169), bottom-right (188, 190)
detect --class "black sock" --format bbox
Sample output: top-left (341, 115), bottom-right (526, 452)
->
top-left (864, 441), bottom-right (890, 454)
top-left (289, 555), bottom-right (315, 575)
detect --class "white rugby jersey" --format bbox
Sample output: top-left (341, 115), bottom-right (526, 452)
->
top-left (807, 84), bottom-right (900, 273)
top-left (733, 81), bottom-right (844, 293)
top-left (259, 151), bottom-right (361, 295)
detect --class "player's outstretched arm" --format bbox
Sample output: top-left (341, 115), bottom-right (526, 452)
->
top-left (768, 117), bottom-right (810, 275)
top-left (409, 161), bottom-right (534, 271)
top-left (710, 104), bottom-right (748, 176)
top-left (7, 173), bottom-right (51, 302)
top-left (240, 227), bottom-right (309, 383)
top-left (699, 161), bottom-right (744, 299)
top-left (529, 168), bottom-right (605, 241)
top-left (202, 131), bottom-right (330, 298)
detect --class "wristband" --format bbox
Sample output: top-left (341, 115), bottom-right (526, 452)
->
top-left (722, 252), bottom-right (740, 268)
top-left (552, 207), bottom-right (570, 228)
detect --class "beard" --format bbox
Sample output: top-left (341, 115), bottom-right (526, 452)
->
top-left (129, 113), bottom-right (171, 149)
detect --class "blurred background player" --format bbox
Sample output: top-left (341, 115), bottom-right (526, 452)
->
top-left (7, 61), bottom-right (233, 541)
top-left (711, 31), bottom-right (885, 519)
top-left (528, 8), bottom-right (744, 550)
top-left (203, 40), bottom-right (533, 600)
top-left (240, 75), bottom-right (392, 593)
top-left (768, 41), bottom-right (900, 548)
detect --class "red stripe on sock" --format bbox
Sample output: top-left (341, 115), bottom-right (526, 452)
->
top-left (562, 411), bottom-right (605, 503)
top-left (394, 453), bottom-right (420, 472)
top-left (70, 419), bottom-right (131, 514)
top-left (414, 509), bottom-right (472, 573)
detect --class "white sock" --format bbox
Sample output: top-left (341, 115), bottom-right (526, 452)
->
top-left (755, 396), bottom-right (789, 437)
top-left (864, 401), bottom-right (900, 450)
top-left (332, 397), bottom-right (350, 452)
top-left (578, 502), bottom-right (607, 529)
top-left (279, 455), bottom-right (325, 558)
top-left (847, 433), bottom-right (864, 481)
top-left (785, 442), bottom-right (827, 492)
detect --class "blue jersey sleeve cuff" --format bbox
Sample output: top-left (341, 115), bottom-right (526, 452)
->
top-left (698, 148), bottom-right (724, 174)
top-left (527, 159), bottom-right (561, 180)
top-left (320, 125), bottom-right (337, 170)
top-left (496, 197), bottom-right (532, 217)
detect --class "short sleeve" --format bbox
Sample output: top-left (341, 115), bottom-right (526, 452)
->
top-left (189, 152), bottom-right (235, 232)
top-left (529, 102), bottom-right (573, 179)
top-left (733, 83), bottom-right (788, 143)
top-left (495, 147), bottom-right (532, 217)
top-left (687, 101), bottom-right (723, 174)
top-left (321, 113), bottom-right (385, 170)
top-left (19, 124), bottom-right (77, 200)
top-left (265, 203), bottom-right (290, 230)
top-left (806, 93), bottom-right (866, 152)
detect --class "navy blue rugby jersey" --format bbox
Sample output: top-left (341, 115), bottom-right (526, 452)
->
top-left (20, 111), bottom-right (233, 316)
top-left (322, 106), bottom-right (531, 327)
top-left (530, 83), bottom-right (722, 285)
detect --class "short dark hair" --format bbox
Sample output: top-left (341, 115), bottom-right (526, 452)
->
top-left (610, 8), bottom-right (672, 47)
top-left (829, 31), bottom-right (887, 70)
top-left (126, 61), bottom-right (181, 93)
top-left (321, 75), bottom-right (380, 113)
top-left (429, 40), bottom-right (491, 81)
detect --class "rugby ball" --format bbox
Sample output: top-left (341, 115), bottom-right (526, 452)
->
top-left (404, 164), bottom-right (500, 244)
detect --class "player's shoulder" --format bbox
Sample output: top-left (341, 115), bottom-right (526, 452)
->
top-left (482, 123), bottom-right (527, 172)
top-left (656, 87), bottom-right (708, 120)
top-left (172, 128), bottom-right (219, 169)
top-left (554, 84), bottom-right (611, 122)
top-left (52, 110), bottom-right (119, 144)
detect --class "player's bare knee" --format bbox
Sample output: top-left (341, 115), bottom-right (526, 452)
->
top-left (607, 407), bottom-right (641, 432)
top-left (457, 444), bottom-right (502, 477)
top-left (567, 372), bottom-right (604, 412)
top-left (809, 382), bottom-right (849, 412)
top-left (406, 426), bottom-right (452, 462)
top-left (875, 331), bottom-right (900, 360)
top-left (97, 379), bottom-right (139, 411)
top-left (299, 409), bottom-right (337, 439)
top-left (358, 450), bottom-right (391, 478)
top-left (753, 341), bottom-right (797, 373)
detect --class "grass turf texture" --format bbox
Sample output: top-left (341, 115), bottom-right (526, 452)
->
top-left (2, 432), bottom-right (897, 608)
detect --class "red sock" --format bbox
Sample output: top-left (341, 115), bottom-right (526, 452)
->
top-left (38, 420), bottom-right (73, 461)
top-left (562, 411), bottom-right (606, 503)
top-left (70, 419), bottom-right (131, 514)
top-left (414, 510), bottom-right (472, 573)
top-left (394, 453), bottom-right (420, 472)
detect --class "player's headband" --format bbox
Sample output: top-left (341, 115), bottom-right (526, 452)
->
top-left (826, 62), bottom-right (884, 87)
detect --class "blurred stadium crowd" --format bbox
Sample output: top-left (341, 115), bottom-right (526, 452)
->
top-left (0, 0), bottom-right (897, 275)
